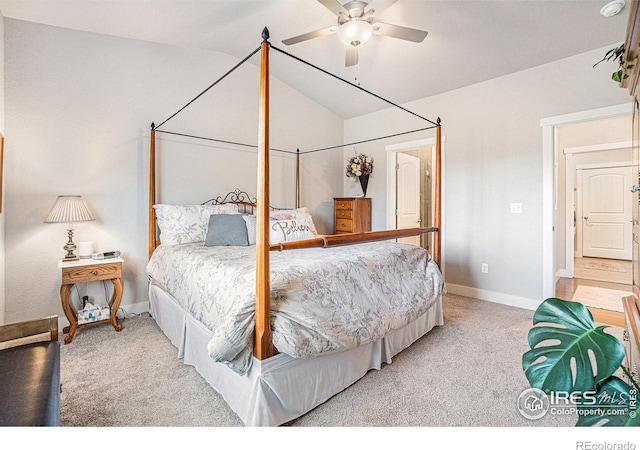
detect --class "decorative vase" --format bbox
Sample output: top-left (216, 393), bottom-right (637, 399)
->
top-left (359, 175), bottom-right (369, 197)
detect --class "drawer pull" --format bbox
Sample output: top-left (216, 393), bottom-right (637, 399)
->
top-left (340, 203), bottom-right (345, 207)
top-left (340, 212), bottom-right (345, 217)
top-left (92, 271), bottom-right (98, 276)
top-left (341, 223), bottom-right (346, 227)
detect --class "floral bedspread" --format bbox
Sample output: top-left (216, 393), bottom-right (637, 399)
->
top-left (145, 241), bottom-right (445, 375)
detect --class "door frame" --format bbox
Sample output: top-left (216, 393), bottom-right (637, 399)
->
top-left (541, 103), bottom-right (632, 299)
top-left (386, 136), bottom-right (447, 270)
top-left (562, 141), bottom-right (632, 277)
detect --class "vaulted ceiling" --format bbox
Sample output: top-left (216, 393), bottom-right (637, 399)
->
top-left (0, 0), bottom-right (630, 118)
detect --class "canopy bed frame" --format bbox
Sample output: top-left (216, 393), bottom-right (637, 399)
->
top-left (146, 28), bottom-right (443, 425)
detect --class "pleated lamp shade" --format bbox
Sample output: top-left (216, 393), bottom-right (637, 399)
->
top-left (45, 195), bottom-right (95, 224)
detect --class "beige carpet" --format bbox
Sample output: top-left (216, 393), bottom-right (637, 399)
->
top-left (56, 294), bottom-right (587, 428)
top-left (572, 285), bottom-right (629, 312)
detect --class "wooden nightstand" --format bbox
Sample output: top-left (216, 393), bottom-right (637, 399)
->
top-left (58, 257), bottom-right (124, 344)
top-left (334, 197), bottom-right (371, 234)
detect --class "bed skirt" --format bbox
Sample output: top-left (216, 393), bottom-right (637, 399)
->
top-left (148, 280), bottom-right (444, 426)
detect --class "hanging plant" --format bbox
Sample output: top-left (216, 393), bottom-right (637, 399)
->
top-left (593, 43), bottom-right (628, 83)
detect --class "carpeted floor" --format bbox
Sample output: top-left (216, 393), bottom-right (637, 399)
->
top-left (57, 293), bottom-right (623, 428)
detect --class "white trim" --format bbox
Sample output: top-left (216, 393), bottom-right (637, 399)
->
top-left (541, 103), bottom-right (633, 300)
top-left (576, 161), bottom-right (632, 170)
top-left (446, 283), bottom-right (541, 311)
top-left (385, 136), bottom-right (447, 153)
top-left (563, 151), bottom-right (573, 276)
top-left (540, 103), bottom-right (632, 127)
top-left (564, 141), bottom-right (632, 155)
top-left (542, 124), bottom-right (556, 299)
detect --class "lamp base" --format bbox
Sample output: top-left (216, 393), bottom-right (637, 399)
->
top-left (63, 228), bottom-right (79, 262)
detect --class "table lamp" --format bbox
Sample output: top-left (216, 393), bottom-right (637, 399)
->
top-left (45, 195), bottom-right (96, 262)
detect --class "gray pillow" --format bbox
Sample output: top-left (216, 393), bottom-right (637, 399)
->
top-left (204, 214), bottom-right (249, 246)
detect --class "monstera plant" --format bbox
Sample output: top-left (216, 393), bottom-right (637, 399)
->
top-left (522, 298), bottom-right (639, 426)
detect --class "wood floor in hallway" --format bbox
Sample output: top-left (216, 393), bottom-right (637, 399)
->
top-left (556, 257), bottom-right (632, 327)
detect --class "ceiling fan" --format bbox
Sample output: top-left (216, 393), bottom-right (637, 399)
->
top-left (282, 0), bottom-right (428, 67)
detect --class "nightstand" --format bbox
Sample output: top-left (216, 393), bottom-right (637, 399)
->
top-left (58, 257), bottom-right (124, 344)
top-left (334, 197), bottom-right (371, 234)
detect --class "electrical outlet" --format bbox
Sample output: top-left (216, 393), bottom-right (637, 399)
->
top-left (481, 263), bottom-right (489, 274)
top-left (510, 203), bottom-right (523, 214)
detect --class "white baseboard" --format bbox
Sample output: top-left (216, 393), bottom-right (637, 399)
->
top-left (556, 268), bottom-right (570, 278)
top-left (446, 283), bottom-right (542, 311)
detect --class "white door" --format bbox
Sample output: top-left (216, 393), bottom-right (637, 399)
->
top-left (396, 152), bottom-right (421, 246)
top-left (582, 166), bottom-right (633, 260)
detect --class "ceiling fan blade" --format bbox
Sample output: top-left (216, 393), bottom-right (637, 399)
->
top-left (360, 9), bottom-right (375, 21)
top-left (373, 22), bottom-right (428, 43)
top-left (345, 46), bottom-right (358, 67)
top-left (318, 0), bottom-right (350, 16)
top-left (282, 26), bottom-right (337, 45)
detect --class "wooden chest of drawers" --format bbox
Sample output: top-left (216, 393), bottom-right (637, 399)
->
top-left (334, 197), bottom-right (371, 234)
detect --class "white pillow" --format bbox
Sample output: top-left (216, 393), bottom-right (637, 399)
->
top-left (242, 215), bottom-right (316, 245)
top-left (153, 204), bottom-right (239, 245)
top-left (242, 215), bottom-right (257, 245)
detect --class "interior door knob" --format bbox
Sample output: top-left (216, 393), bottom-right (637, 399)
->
top-left (631, 185), bottom-right (640, 193)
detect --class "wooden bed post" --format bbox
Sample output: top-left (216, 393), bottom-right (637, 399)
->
top-left (149, 123), bottom-right (156, 260)
top-left (255, 29), bottom-right (277, 360)
top-left (295, 148), bottom-right (301, 209)
top-left (433, 119), bottom-right (442, 267)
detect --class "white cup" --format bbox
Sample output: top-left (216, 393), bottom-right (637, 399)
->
top-left (78, 241), bottom-right (94, 259)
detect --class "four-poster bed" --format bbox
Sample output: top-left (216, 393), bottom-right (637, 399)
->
top-left (145, 29), bottom-right (445, 426)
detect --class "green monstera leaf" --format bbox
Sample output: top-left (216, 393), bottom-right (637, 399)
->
top-left (522, 298), bottom-right (625, 394)
top-left (576, 376), bottom-right (640, 427)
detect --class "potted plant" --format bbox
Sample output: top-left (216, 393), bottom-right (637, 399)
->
top-left (522, 297), bottom-right (639, 426)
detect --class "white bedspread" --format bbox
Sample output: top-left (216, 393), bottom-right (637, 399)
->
top-left (145, 241), bottom-right (445, 375)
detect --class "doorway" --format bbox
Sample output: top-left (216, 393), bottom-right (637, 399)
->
top-left (550, 112), bottom-right (633, 325)
top-left (386, 136), bottom-right (445, 262)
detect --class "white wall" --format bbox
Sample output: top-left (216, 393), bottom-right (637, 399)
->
top-left (3, 19), bottom-right (344, 324)
top-left (343, 44), bottom-right (632, 308)
top-left (0, 12), bottom-right (5, 324)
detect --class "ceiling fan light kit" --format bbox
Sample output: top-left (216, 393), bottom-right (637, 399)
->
top-left (282, 0), bottom-right (428, 67)
top-left (337, 19), bottom-right (373, 46)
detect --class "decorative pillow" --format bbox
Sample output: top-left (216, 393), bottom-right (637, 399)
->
top-left (153, 204), bottom-right (239, 245)
top-left (204, 214), bottom-right (249, 247)
top-left (242, 215), bottom-right (316, 245)
top-left (269, 219), bottom-right (316, 245)
top-left (266, 207), bottom-right (318, 235)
